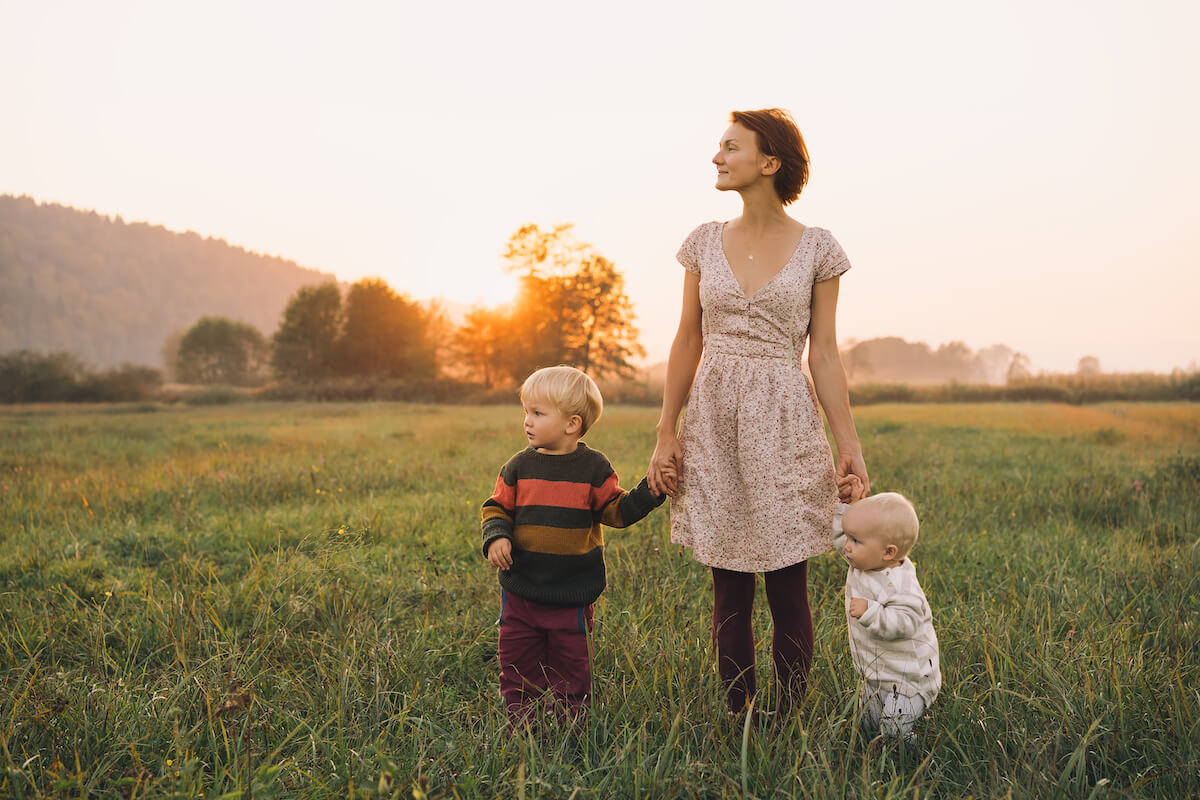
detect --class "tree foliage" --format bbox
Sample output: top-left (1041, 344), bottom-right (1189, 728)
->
top-left (563, 253), bottom-right (644, 376)
top-left (270, 283), bottom-right (343, 381)
top-left (1077, 355), bottom-right (1102, 376)
top-left (0, 350), bottom-right (162, 403)
top-left (842, 337), bottom-right (1026, 386)
top-left (338, 278), bottom-right (437, 379)
top-left (459, 223), bottom-right (644, 387)
top-left (452, 306), bottom-right (508, 390)
top-left (176, 316), bottom-right (268, 386)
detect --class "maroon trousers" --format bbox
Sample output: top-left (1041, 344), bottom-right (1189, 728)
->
top-left (497, 590), bottom-right (594, 724)
top-left (711, 560), bottom-right (813, 713)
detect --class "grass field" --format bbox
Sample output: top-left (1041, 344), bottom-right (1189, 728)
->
top-left (1, 401), bottom-right (1197, 799)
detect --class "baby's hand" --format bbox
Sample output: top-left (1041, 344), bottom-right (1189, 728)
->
top-left (848, 597), bottom-right (868, 618)
top-left (838, 473), bottom-right (867, 503)
top-left (486, 538), bottom-right (513, 571)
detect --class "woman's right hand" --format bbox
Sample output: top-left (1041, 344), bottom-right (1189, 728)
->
top-left (648, 433), bottom-right (683, 498)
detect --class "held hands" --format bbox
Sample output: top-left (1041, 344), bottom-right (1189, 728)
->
top-left (647, 434), bottom-right (682, 498)
top-left (839, 473), bottom-right (868, 504)
top-left (848, 597), bottom-right (868, 619)
top-left (486, 537), bottom-right (513, 571)
top-left (835, 450), bottom-right (870, 502)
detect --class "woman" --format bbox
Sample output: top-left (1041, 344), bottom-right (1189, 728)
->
top-left (647, 108), bottom-right (869, 718)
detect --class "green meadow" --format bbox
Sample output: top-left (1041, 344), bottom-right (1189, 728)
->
top-left (1, 401), bottom-right (1197, 799)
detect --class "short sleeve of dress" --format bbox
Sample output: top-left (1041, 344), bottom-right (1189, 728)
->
top-left (814, 229), bottom-right (852, 283)
top-left (675, 224), bottom-right (709, 276)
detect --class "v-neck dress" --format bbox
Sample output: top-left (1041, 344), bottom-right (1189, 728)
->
top-left (670, 221), bottom-right (852, 572)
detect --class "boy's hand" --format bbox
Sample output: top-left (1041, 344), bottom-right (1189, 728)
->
top-left (486, 538), bottom-right (513, 570)
top-left (648, 436), bottom-right (682, 497)
top-left (848, 597), bottom-right (868, 618)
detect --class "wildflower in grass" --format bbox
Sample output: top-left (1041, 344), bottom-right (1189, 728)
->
top-left (338, 527), bottom-right (346, 535)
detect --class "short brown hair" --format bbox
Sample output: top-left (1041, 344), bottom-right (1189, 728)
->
top-left (730, 108), bottom-right (810, 205)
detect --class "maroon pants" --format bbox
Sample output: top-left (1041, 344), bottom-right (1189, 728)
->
top-left (497, 590), bottom-right (594, 724)
top-left (711, 560), bottom-right (813, 713)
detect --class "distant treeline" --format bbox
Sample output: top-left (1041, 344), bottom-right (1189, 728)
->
top-left (4, 348), bottom-right (1197, 406)
top-left (845, 337), bottom-right (1029, 385)
top-left (160, 223), bottom-right (644, 391)
top-left (0, 195), bottom-right (339, 367)
top-left (1, 223), bottom-right (651, 403)
top-left (850, 373), bottom-right (1200, 405)
top-left (0, 351), bottom-right (162, 403)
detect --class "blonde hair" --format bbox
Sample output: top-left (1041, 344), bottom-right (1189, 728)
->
top-left (849, 492), bottom-right (920, 557)
top-left (520, 366), bottom-right (604, 435)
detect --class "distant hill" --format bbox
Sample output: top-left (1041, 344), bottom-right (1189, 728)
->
top-left (0, 195), bottom-right (340, 368)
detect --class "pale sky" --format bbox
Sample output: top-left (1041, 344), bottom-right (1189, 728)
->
top-left (3, 0), bottom-right (1198, 373)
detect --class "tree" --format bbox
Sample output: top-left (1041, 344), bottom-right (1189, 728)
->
top-left (0, 350), bottom-right (86, 402)
top-left (338, 278), bottom-right (437, 379)
top-left (452, 305), bottom-right (509, 390)
top-left (271, 282), bottom-right (342, 381)
top-left (489, 223), bottom-right (644, 383)
top-left (0, 350), bottom-right (161, 402)
top-left (422, 299), bottom-right (457, 378)
top-left (176, 316), bottom-right (268, 385)
top-left (1077, 355), bottom-right (1102, 376)
top-left (1006, 352), bottom-right (1033, 383)
top-left (563, 253), bottom-right (645, 377)
top-left (934, 341), bottom-right (983, 383)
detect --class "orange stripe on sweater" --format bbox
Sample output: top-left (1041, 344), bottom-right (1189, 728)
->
top-left (488, 474), bottom-right (516, 510)
top-left (515, 478), bottom-right (594, 509)
top-left (589, 473), bottom-right (622, 511)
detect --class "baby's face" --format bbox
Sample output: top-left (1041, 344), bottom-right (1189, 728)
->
top-left (840, 506), bottom-right (894, 571)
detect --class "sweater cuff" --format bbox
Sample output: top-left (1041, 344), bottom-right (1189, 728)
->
top-left (482, 522), bottom-right (513, 556)
top-left (857, 599), bottom-right (881, 628)
top-left (626, 476), bottom-right (667, 519)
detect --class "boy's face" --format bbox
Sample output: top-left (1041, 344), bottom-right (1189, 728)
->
top-left (522, 397), bottom-right (581, 454)
top-left (840, 506), bottom-right (897, 572)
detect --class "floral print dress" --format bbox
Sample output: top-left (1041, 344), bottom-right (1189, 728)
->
top-left (670, 221), bottom-right (852, 572)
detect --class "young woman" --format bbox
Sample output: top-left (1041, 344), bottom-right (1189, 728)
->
top-left (647, 108), bottom-right (870, 718)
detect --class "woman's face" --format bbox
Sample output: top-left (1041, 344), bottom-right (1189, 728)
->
top-left (712, 122), bottom-right (769, 193)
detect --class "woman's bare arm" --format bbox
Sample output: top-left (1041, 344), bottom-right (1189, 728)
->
top-left (648, 271), bottom-right (703, 497)
top-left (808, 276), bottom-right (870, 494)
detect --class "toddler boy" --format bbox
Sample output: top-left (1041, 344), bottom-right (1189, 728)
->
top-left (833, 484), bottom-right (940, 740)
top-left (482, 366), bottom-right (666, 725)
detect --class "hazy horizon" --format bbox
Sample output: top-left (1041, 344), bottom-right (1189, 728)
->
top-left (3, 0), bottom-right (1198, 374)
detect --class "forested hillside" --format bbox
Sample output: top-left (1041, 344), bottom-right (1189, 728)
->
top-left (0, 195), bottom-right (339, 367)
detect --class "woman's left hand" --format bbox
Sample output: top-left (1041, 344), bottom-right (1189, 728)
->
top-left (835, 450), bottom-right (870, 499)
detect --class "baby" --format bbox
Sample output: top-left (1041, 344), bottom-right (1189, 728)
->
top-left (833, 480), bottom-right (941, 740)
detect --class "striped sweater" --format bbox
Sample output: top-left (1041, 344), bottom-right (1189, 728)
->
top-left (481, 443), bottom-right (665, 606)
